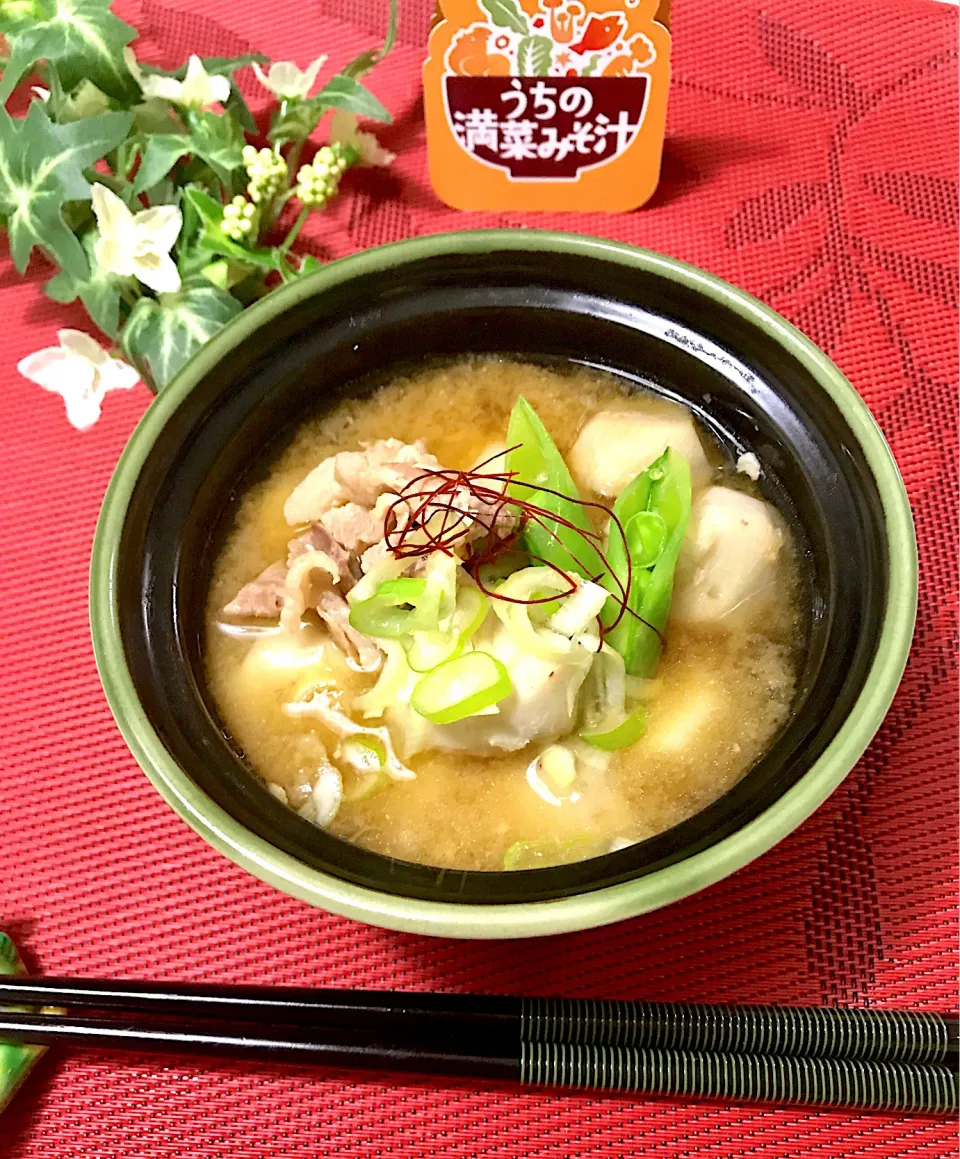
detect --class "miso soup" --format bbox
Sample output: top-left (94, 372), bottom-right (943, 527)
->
top-left (204, 359), bottom-right (804, 871)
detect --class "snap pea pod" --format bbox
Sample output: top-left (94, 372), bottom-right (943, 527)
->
top-left (505, 396), bottom-right (606, 583)
top-left (603, 447), bottom-right (692, 677)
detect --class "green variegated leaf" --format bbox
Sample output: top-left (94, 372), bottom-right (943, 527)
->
top-left (225, 84), bottom-right (257, 134)
top-left (132, 99), bottom-right (186, 136)
top-left (199, 258), bottom-right (259, 291)
top-left (133, 133), bottom-right (190, 195)
top-left (270, 75), bottom-right (391, 144)
top-left (44, 268), bottom-right (79, 303)
top-left (316, 75), bottom-right (391, 122)
top-left (121, 277), bottom-right (241, 389)
top-left (43, 231), bottom-right (122, 337)
top-left (0, 0), bottom-right (137, 103)
top-left (0, 0), bottom-right (36, 34)
top-left (138, 53), bottom-right (268, 80)
top-left (182, 186), bottom-right (283, 270)
top-left (0, 103), bottom-right (132, 276)
top-left (186, 110), bottom-right (245, 189)
top-left (60, 78), bottom-right (111, 121)
top-left (143, 176), bottom-right (176, 207)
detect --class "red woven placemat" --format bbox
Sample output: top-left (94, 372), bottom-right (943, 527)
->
top-left (1, 0), bottom-right (957, 1154)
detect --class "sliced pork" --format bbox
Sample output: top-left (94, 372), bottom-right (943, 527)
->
top-left (283, 438), bottom-right (441, 525)
top-left (223, 561), bottom-right (287, 618)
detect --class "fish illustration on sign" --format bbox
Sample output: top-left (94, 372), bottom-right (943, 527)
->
top-left (424, 0), bottom-right (672, 210)
top-left (568, 13), bottom-right (625, 55)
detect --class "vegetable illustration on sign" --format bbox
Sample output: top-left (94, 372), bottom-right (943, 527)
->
top-left (424, 0), bottom-right (670, 209)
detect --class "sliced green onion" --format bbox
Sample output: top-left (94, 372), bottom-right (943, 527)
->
top-left (343, 769), bottom-right (388, 802)
top-left (503, 836), bottom-right (595, 870)
top-left (580, 703), bottom-right (647, 751)
top-left (405, 629), bottom-right (463, 672)
top-left (526, 744), bottom-right (578, 805)
top-left (540, 744), bottom-right (577, 791)
top-left (490, 567), bottom-right (576, 662)
top-left (410, 651), bottom-right (512, 724)
top-left (338, 737), bottom-right (388, 802)
top-left (453, 587), bottom-right (489, 639)
top-left (290, 671), bottom-right (335, 703)
top-left (495, 565), bottom-right (571, 603)
top-left (405, 587), bottom-right (489, 673)
top-left (348, 599), bottom-right (417, 639)
top-left (348, 578), bottom-right (428, 638)
top-left (422, 550), bottom-right (459, 628)
top-left (349, 554), bottom-right (464, 641)
top-left (377, 578), bottom-right (427, 602)
top-left (578, 645), bottom-right (647, 750)
top-left (476, 551), bottom-right (527, 592)
top-left (625, 674), bottom-right (662, 701)
top-left (580, 646), bottom-right (627, 731)
top-left (353, 640), bottom-right (409, 718)
top-left (283, 690), bottom-right (416, 780)
top-left (570, 737), bottom-right (613, 771)
top-left (338, 735), bottom-right (386, 773)
top-left (347, 555), bottom-right (410, 605)
top-left (546, 580), bottom-right (610, 638)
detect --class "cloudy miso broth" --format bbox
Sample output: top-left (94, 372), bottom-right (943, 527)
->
top-left (204, 359), bottom-right (804, 871)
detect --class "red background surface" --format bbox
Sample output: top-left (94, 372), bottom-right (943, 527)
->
top-left (1, 0), bottom-right (957, 1154)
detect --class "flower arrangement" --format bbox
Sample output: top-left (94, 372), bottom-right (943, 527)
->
top-left (0, 0), bottom-right (397, 427)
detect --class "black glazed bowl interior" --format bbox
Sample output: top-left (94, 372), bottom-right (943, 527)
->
top-left (90, 232), bottom-right (916, 938)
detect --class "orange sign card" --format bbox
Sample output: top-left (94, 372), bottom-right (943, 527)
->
top-left (423, 0), bottom-right (671, 212)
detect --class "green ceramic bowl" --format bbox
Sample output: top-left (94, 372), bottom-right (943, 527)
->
top-left (90, 231), bottom-right (916, 938)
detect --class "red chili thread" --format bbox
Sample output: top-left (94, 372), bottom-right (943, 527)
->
top-left (381, 448), bottom-right (663, 644)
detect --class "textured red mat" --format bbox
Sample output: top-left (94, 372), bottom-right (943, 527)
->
top-left (1, 0), bottom-right (957, 1155)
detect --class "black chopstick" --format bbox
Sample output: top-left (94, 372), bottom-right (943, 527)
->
top-left (0, 977), bottom-right (955, 1066)
top-left (0, 1009), bottom-right (956, 1114)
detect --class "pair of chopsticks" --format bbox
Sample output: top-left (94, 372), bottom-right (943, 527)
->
top-left (0, 978), bottom-right (956, 1114)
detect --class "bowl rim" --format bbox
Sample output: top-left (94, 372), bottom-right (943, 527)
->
top-left (90, 229), bottom-right (917, 939)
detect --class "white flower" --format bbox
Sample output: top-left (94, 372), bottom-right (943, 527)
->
top-left (18, 330), bottom-right (139, 431)
top-left (329, 110), bottom-right (395, 167)
top-left (91, 183), bottom-right (182, 295)
top-left (252, 55), bottom-right (327, 100)
top-left (124, 48), bottom-right (230, 108)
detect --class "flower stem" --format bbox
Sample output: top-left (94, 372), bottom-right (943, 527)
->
top-left (277, 206), bottom-right (309, 256)
top-left (119, 280), bottom-right (141, 308)
top-left (261, 187), bottom-right (294, 235)
top-left (286, 141), bottom-right (304, 185)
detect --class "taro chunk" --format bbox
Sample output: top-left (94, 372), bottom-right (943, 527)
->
top-left (570, 410), bottom-right (712, 497)
top-left (672, 486), bottom-right (784, 627)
